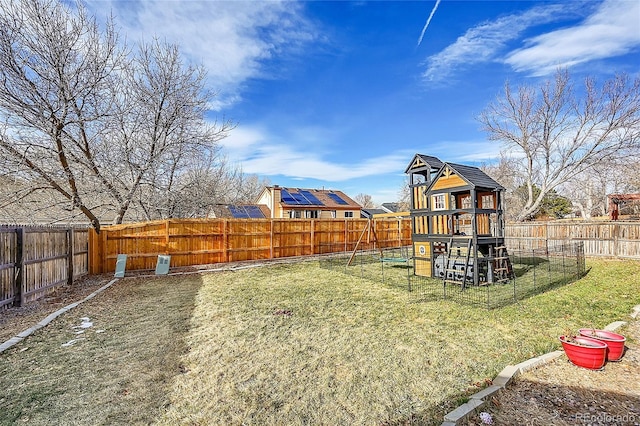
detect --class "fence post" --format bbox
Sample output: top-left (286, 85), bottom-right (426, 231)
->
top-left (613, 222), bottom-right (619, 258)
top-left (532, 249), bottom-right (536, 288)
top-left (14, 227), bottom-right (24, 307)
top-left (223, 219), bottom-right (229, 262)
top-left (269, 219), bottom-right (274, 260)
top-left (544, 222), bottom-right (549, 254)
top-left (344, 220), bottom-right (347, 253)
top-left (310, 219), bottom-right (315, 255)
top-left (67, 228), bottom-right (74, 285)
top-left (87, 228), bottom-right (102, 275)
top-left (164, 220), bottom-right (170, 255)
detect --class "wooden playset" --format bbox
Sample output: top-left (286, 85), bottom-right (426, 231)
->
top-left (406, 154), bottom-right (512, 287)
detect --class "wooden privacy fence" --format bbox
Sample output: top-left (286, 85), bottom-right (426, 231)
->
top-left (89, 218), bottom-right (412, 274)
top-left (0, 226), bottom-right (89, 308)
top-left (505, 221), bottom-right (640, 259)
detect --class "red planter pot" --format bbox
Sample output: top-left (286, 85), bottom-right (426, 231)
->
top-left (579, 329), bottom-right (626, 361)
top-left (559, 335), bottom-right (608, 370)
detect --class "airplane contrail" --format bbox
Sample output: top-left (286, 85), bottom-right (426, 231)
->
top-left (417, 0), bottom-right (442, 47)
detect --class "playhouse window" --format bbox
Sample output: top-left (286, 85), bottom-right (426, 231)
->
top-left (460, 195), bottom-right (472, 209)
top-left (433, 194), bottom-right (446, 210)
top-left (481, 194), bottom-right (495, 209)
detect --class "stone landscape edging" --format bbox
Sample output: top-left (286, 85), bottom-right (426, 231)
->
top-left (441, 307), bottom-right (640, 426)
top-left (0, 278), bottom-right (119, 354)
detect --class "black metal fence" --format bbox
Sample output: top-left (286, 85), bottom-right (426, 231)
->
top-left (319, 241), bottom-right (586, 309)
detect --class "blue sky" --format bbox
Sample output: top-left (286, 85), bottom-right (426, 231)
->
top-left (83, 0), bottom-right (640, 205)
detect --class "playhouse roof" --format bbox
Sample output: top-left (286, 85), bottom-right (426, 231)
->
top-left (404, 154), bottom-right (443, 174)
top-left (446, 163), bottom-right (505, 190)
top-left (424, 162), bottom-right (505, 193)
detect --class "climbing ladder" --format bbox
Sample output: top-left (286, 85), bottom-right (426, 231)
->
top-left (490, 245), bottom-right (513, 283)
top-left (443, 237), bottom-right (473, 289)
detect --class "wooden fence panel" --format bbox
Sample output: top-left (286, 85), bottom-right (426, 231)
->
top-left (272, 219), bottom-right (310, 259)
top-left (227, 219), bottom-right (272, 262)
top-left (505, 221), bottom-right (640, 258)
top-left (88, 219), bottom-right (640, 274)
top-left (168, 219), bottom-right (226, 266)
top-left (73, 229), bottom-right (89, 278)
top-left (90, 218), bottom-right (409, 273)
top-left (23, 229), bottom-right (68, 303)
top-left (313, 219), bottom-right (347, 254)
top-left (613, 222), bottom-right (640, 259)
top-left (373, 219), bottom-right (412, 248)
top-left (0, 226), bottom-right (89, 308)
top-left (0, 229), bottom-right (18, 308)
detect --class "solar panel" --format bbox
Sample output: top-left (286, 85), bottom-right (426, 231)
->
top-left (245, 205), bottom-right (264, 218)
top-left (291, 192), bottom-right (309, 204)
top-left (229, 206), bottom-right (250, 218)
top-left (299, 190), bottom-right (323, 205)
top-left (327, 193), bottom-right (348, 205)
top-left (281, 189), bottom-right (299, 204)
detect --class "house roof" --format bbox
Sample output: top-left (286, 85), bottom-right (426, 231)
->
top-left (268, 187), bottom-right (361, 210)
top-left (381, 202), bottom-right (402, 213)
top-left (210, 204), bottom-right (271, 219)
top-left (361, 208), bottom-right (387, 218)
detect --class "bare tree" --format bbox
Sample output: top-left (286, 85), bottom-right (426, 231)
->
top-left (106, 39), bottom-right (233, 223)
top-left (0, 0), bottom-right (124, 231)
top-left (480, 155), bottom-right (525, 221)
top-left (479, 70), bottom-right (640, 221)
top-left (562, 158), bottom-right (622, 219)
top-left (140, 153), bottom-right (268, 219)
top-left (397, 176), bottom-right (411, 211)
top-left (0, 0), bottom-right (233, 231)
top-left (354, 193), bottom-right (375, 209)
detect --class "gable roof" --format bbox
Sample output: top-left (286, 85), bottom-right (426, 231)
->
top-left (404, 154), bottom-right (443, 174)
top-left (425, 162), bottom-right (505, 193)
top-left (447, 163), bottom-right (504, 190)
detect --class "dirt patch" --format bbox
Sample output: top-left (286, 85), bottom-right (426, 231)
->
top-left (468, 319), bottom-right (640, 425)
top-left (0, 274), bottom-right (111, 343)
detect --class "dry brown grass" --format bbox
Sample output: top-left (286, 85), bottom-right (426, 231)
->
top-left (0, 274), bottom-right (202, 425)
top-left (1, 259), bottom-right (638, 425)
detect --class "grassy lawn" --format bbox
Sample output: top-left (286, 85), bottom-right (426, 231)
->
top-left (1, 259), bottom-right (639, 425)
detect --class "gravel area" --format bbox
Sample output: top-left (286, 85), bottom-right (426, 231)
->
top-left (0, 274), bottom-right (110, 343)
top-left (468, 318), bottom-right (640, 426)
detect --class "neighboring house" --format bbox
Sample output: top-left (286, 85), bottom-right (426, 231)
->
top-left (361, 208), bottom-right (387, 219)
top-left (256, 186), bottom-right (361, 219)
top-left (209, 204), bottom-right (271, 219)
top-left (381, 202), bottom-right (403, 213)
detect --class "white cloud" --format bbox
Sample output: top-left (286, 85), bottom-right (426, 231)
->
top-left (220, 124), bottom-right (409, 181)
top-left (505, 0), bottom-right (640, 75)
top-left (221, 124), bottom-right (502, 181)
top-left (416, 139), bottom-right (503, 164)
top-left (422, 3), bottom-right (577, 82)
top-left (83, 0), bottom-right (316, 110)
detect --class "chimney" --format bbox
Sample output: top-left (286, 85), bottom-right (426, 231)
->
top-left (272, 185), bottom-right (282, 218)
